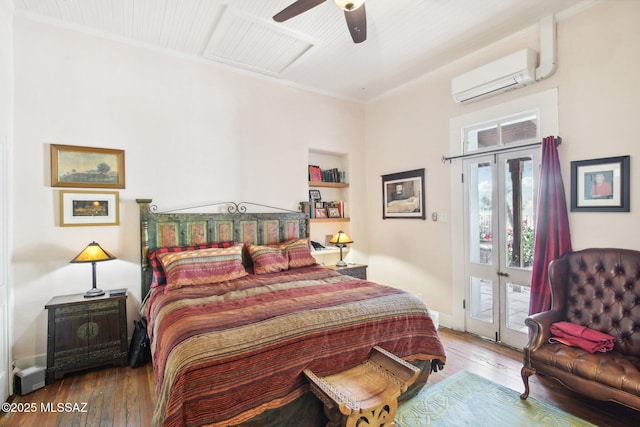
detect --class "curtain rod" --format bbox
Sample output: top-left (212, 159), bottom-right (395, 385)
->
top-left (441, 136), bottom-right (562, 163)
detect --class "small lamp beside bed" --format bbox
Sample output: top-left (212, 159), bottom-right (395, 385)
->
top-left (70, 241), bottom-right (116, 298)
top-left (329, 230), bottom-right (353, 267)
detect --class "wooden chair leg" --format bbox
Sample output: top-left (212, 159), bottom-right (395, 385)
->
top-left (520, 366), bottom-right (535, 400)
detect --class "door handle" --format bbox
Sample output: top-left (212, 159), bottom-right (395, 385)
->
top-left (497, 271), bottom-right (509, 277)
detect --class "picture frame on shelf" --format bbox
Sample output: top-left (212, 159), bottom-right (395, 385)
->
top-left (60, 190), bottom-right (120, 226)
top-left (381, 168), bottom-right (426, 219)
top-left (570, 155), bottom-right (630, 212)
top-left (314, 208), bottom-right (328, 218)
top-left (309, 189), bottom-right (322, 200)
top-left (51, 144), bottom-right (125, 188)
top-left (327, 207), bottom-right (341, 218)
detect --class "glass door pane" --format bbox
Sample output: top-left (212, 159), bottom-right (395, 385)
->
top-left (469, 162), bottom-right (493, 265)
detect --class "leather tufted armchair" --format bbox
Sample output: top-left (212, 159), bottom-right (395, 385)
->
top-left (521, 248), bottom-right (640, 410)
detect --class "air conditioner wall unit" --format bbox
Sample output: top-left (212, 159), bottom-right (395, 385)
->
top-left (452, 48), bottom-right (537, 103)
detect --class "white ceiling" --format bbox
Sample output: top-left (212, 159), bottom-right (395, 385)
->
top-left (13, 0), bottom-right (594, 102)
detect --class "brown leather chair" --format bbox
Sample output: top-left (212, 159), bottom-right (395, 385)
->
top-left (521, 248), bottom-right (640, 410)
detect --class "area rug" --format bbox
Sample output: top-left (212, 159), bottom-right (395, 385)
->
top-left (395, 370), bottom-right (595, 427)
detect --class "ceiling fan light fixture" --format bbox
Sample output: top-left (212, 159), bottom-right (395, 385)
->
top-left (333, 0), bottom-right (365, 12)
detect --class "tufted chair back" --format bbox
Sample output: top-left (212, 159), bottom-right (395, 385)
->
top-left (548, 248), bottom-right (640, 356)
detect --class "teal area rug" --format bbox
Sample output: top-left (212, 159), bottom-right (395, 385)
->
top-left (395, 370), bottom-right (595, 427)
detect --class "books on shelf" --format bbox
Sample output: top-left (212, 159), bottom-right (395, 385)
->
top-left (308, 165), bottom-right (323, 182)
top-left (308, 165), bottom-right (347, 184)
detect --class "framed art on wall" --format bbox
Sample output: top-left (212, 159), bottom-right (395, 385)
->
top-left (381, 168), bottom-right (426, 219)
top-left (570, 155), bottom-right (630, 212)
top-left (60, 190), bottom-right (120, 226)
top-left (51, 144), bottom-right (125, 188)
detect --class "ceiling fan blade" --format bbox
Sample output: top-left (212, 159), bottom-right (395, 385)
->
top-left (344, 3), bottom-right (367, 43)
top-left (273, 0), bottom-right (327, 22)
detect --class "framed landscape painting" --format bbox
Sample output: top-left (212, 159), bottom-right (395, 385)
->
top-left (60, 190), bottom-right (120, 226)
top-left (51, 144), bottom-right (125, 188)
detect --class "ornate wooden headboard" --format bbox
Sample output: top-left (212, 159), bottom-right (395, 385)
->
top-left (136, 199), bottom-right (309, 299)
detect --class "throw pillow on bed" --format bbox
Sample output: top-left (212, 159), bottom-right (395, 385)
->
top-left (248, 238), bottom-right (317, 274)
top-left (157, 244), bottom-right (247, 290)
top-left (282, 238), bottom-right (317, 269)
top-left (149, 241), bottom-right (238, 288)
top-left (247, 244), bottom-right (289, 274)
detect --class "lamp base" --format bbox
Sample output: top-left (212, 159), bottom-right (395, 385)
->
top-left (336, 260), bottom-right (348, 267)
top-left (84, 287), bottom-right (105, 298)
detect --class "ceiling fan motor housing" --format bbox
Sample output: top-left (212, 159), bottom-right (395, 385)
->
top-left (333, 0), bottom-right (365, 11)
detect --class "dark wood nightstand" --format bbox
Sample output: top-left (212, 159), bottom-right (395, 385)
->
top-left (326, 264), bottom-right (368, 280)
top-left (45, 292), bottom-right (128, 384)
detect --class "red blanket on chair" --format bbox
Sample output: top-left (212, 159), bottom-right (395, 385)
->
top-left (550, 321), bottom-right (615, 353)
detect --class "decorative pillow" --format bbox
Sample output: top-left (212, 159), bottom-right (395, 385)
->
top-left (282, 238), bottom-right (317, 269)
top-left (247, 238), bottom-right (317, 274)
top-left (247, 244), bottom-right (289, 275)
top-left (149, 241), bottom-right (237, 287)
top-left (156, 244), bottom-right (247, 290)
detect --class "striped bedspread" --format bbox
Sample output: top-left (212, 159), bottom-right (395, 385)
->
top-left (145, 264), bottom-right (446, 427)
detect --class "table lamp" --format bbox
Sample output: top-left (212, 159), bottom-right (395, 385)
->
top-left (329, 230), bottom-right (353, 267)
top-left (70, 241), bottom-right (117, 298)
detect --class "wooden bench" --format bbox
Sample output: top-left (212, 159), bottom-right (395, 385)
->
top-left (303, 346), bottom-right (420, 427)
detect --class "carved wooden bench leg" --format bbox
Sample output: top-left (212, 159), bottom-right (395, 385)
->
top-left (520, 366), bottom-right (535, 400)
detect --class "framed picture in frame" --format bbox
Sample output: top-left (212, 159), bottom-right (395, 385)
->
top-left (51, 144), bottom-right (125, 188)
top-left (570, 155), bottom-right (630, 212)
top-left (60, 190), bottom-right (120, 226)
top-left (381, 168), bottom-right (426, 219)
top-left (309, 189), bottom-right (322, 201)
top-left (314, 208), bottom-right (328, 218)
top-left (327, 207), bottom-right (341, 218)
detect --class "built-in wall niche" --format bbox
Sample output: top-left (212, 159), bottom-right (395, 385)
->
top-left (307, 149), bottom-right (351, 264)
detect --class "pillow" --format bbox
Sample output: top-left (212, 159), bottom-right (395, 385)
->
top-left (247, 244), bottom-right (289, 275)
top-left (156, 244), bottom-right (247, 290)
top-left (282, 238), bottom-right (317, 269)
top-left (248, 238), bottom-right (317, 274)
top-left (149, 241), bottom-right (237, 287)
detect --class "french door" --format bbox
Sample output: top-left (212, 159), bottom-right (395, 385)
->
top-left (463, 148), bottom-right (540, 349)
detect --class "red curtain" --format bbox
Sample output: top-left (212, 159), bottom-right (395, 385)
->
top-left (529, 136), bottom-right (572, 315)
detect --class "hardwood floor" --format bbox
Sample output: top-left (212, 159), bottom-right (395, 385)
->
top-left (1, 327), bottom-right (638, 426)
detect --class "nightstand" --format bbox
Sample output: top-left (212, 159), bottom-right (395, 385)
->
top-left (326, 264), bottom-right (368, 280)
top-left (45, 292), bottom-right (128, 384)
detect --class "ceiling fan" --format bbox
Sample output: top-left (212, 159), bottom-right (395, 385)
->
top-left (273, 0), bottom-right (367, 44)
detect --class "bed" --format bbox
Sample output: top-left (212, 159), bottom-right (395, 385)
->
top-left (137, 199), bottom-right (446, 427)
top-left (386, 196), bottom-right (420, 213)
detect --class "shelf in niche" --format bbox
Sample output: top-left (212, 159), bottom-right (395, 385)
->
top-left (308, 181), bottom-right (349, 189)
top-left (310, 218), bottom-right (350, 223)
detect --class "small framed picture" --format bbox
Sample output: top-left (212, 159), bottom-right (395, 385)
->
top-left (309, 189), bottom-right (322, 200)
top-left (327, 207), bottom-right (341, 218)
top-left (60, 190), bottom-right (120, 226)
top-left (51, 144), bottom-right (125, 188)
top-left (570, 155), bottom-right (630, 212)
top-left (314, 208), bottom-right (328, 218)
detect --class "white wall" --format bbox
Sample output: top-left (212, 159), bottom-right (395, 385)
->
top-left (11, 17), bottom-right (365, 361)
top-left (0, 0), bottom-right (11, 133)
top-left (365, 1), bottom-right (640, 325)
